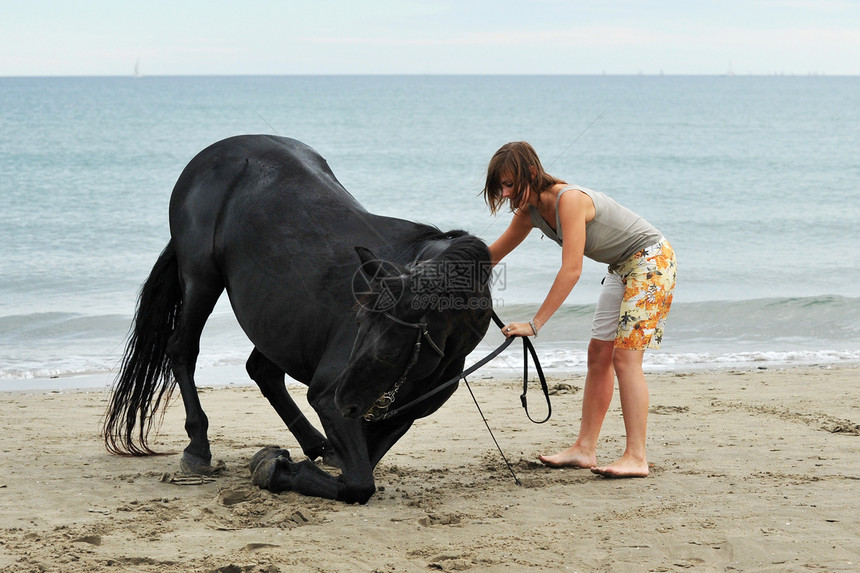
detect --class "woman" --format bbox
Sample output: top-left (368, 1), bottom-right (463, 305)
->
top-left (483, 142), bottom-right (676, 478)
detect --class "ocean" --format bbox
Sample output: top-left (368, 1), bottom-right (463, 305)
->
top-left (1, 75), bottom-right (858, 387)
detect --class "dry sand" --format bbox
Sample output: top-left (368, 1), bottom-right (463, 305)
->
top-left (1, 365), bottom-right (858, 572)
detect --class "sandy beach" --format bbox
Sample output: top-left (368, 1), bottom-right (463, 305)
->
top-left (1, 365), bottom-right (858, 572)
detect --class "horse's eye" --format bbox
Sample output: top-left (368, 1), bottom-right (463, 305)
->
top-left (377, 353), bottom-right (398, 365)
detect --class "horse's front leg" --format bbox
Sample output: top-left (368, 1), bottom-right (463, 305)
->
top-left (250, 448), bottom-right (342, 500)
top-left (365, 364), bottom-right (462, 469)
top-left (245, 348), bottom-right (339, 467)
top-left (251, 378), bottom-right (376, 503)
top-left (252, 412), bottom-right (374, 503)
top-left (366, 417), bottom-right (416, 468)
top-left (315, 410), bottom-right (376, 503)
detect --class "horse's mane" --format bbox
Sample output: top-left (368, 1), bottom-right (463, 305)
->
top-left (353, 227), bottom-right (491, 320)
top-left (440, 232), bottom-right (491, 266)
top-left (402, 225), bottom-right (461, 245)
top-left (405, 227), bottom-right (490, 266)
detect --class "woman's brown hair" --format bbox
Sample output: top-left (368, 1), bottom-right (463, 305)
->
top-left (482, 141), bottom-right (564, 214)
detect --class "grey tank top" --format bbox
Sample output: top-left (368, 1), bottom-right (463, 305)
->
top-left (528, 186), bottom-right (662, 266)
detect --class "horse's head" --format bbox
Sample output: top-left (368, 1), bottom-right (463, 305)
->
top-left (334, 240), bottom-right (491, 421)
top-left (334, 246), bottom-right (449, 420)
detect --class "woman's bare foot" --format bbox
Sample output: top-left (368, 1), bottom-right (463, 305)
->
top-left (590, 454), bottom-right (649, 478)
top-left (538, 445), bottom-right (597, 469)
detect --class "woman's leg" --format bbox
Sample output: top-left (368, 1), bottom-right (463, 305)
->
top-left (538, 338), bottom-right (615, 468)
top-left (591, 348), bottom-right (649, 477)
top-left (589, 240), bottom-right (674, 477)
top-left (540, 270), bottom-right (624, 468)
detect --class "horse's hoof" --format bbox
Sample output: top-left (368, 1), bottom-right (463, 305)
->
top-left (251, 457), bottom-right (274, 489)
top-left (249, 445), bottom-right (290, 475)
top-left (181, 452), bottom-right (213, 476)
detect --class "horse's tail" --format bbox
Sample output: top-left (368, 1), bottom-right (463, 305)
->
top-left (103, 240), bottom-right (182, 456)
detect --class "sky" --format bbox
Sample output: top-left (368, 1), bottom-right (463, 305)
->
top-left (2, 0), bottom-right (859, 76)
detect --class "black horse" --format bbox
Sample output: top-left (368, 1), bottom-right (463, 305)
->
top-left (103, 135), bottom-right (492, 504)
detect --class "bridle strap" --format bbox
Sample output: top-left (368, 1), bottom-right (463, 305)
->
top-left (375, 311), bottom-right (551, 423)
top-left (363, 312), bottom-right (445, 421)
top-left (383, 313), bottom-right (445, 357)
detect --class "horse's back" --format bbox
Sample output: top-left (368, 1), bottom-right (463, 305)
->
top-left (166, 135), bottom-right (409, 379)
top-left (170, 135), bottom-right (360, 237)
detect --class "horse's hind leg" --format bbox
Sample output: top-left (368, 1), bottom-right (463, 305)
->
top-left (166, 275), bottom-right (222, 474)
top-left (245, 349), bottom-right (340, 467)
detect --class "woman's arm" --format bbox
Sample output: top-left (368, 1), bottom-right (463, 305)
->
top-left (501, 191), bottom-right (590, 337)
top-left (487, 208), bottom-right (533, 266)
top-left (531, 192), bottom-right (589, 329)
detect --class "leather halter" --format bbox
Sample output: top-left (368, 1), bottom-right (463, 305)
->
top-left (362, 312), bottom-right (445, 421)
top-left (362, 312), bottom-right (551, 425)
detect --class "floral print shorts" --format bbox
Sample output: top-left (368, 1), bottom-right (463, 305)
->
top-left (592, 239), bottom-right (677, 350)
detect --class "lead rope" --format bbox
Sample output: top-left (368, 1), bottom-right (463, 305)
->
top-left (375, 312), bottom-right (551, 485)
top-left (490, 313), bottom-right (551, 424)
top-left (463, 376), bottom-right (522, 486)
top-left (466, 312), bottom-right (553, 486)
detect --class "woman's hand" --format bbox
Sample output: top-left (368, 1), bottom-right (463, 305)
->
top-left (501, 322), bottom-right (538, 338)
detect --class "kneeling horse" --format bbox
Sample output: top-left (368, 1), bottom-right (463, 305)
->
top-left (103, 135), bottom-right (493, 504)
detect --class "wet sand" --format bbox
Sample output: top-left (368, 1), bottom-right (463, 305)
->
top-left (1, 365), bottom-right (858, 572)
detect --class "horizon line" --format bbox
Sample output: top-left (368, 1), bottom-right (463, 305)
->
top-left (0, 71), bottom-right (854, 79)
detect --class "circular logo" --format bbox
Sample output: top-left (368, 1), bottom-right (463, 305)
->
top-left (351, 259), bottom-right (406, 312)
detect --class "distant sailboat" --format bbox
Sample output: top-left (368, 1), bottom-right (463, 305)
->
top-left (133, 59), bottom-right (142, 78)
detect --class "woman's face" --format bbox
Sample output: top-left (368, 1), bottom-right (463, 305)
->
top-left (500, 171), bottom-right (529, 210)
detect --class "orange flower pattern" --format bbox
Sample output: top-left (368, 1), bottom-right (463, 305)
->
top-left (612, 239), bottom-right (676, 350)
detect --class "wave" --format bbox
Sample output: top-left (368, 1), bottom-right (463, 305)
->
top-left (497, 295), bottom-right (860, 348)
top-left (1, 295), bottom-right (858, 381)
top-left (475, 346), bottom-right (860, 376)
top-left (0, 311), bottom-right (251, 380)
top-left (471, 294), bottom-right (860, 373)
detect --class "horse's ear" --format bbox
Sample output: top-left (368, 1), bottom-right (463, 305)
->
top-left (354, 246), bottom-right (392, 280)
